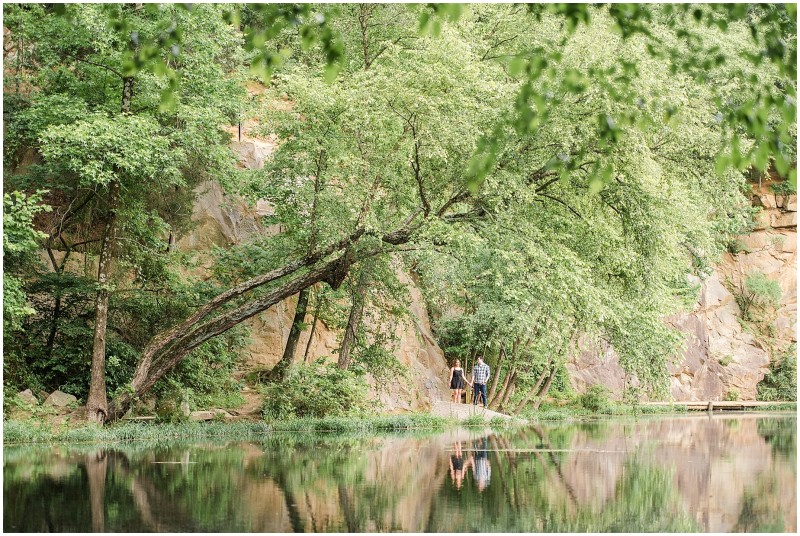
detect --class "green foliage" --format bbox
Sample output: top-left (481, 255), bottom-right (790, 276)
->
top-left (39, 114), bottom-right (185, 188)
top-left (3, 191), bottom-right (50, 260)
top-left (270, 413), bottom-right (448, 433)
top-left (770, 181), bottom-right (797, 197)
top-left (579, 385), bottom-right (613, 413)
top-left (156, 326), bottom-right (248, 410)
top-left (462, 413), bottom-right (487, 426)
top-left (724, 389), bottom-right (740, 402)
top-left (3, 191), bottom-right (50, 335)
top-left (734, 271), bottom-right (783, 321)
top-left (757, 345), bottom-right (797, 402)
top-left (719, 354), bottom-right (734, 366)
top-left (154, 397), bottom-right (189, 424)
top-left (261, 362), bottom-right (372, 420)
top-left (745, 272), bottom-right (783, 307)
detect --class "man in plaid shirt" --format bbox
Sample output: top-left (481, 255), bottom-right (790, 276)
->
top-left (470, 357), bottom-right (491, 408)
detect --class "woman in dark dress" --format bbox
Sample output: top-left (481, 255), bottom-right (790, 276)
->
top-left (449, 359), bottom-right (466, 403)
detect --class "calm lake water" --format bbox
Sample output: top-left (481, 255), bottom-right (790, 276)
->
top-left (3, 413), bottom-right (796, 532)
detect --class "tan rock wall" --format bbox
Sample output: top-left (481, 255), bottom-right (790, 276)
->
top-left (569, 186), bottom-right (796, 401)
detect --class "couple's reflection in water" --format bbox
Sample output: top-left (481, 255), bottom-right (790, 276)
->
top-left (449, 436), bottom-right (491, 491)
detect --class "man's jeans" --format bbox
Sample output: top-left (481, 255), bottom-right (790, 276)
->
top-left (473, 383), bottom-right (487, 407)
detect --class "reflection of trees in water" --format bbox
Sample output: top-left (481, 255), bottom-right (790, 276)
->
top-left (257, 433), bottom-right (433, 532)
top-left (428, 426), bottom-right (698, 532)
top-left (757, 417), bottom-right (797, 462)
top-left (733, 471), bottom-right (786, 532)
top-left (3, 446), bottom-right (186, 532)
top-left (4, 417), bottom-right (796, 532)
top-left (85, 451), bottom-right (107, 532)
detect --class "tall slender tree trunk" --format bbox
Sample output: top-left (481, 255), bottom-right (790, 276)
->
top-left (337, 267), bottom-right (369, 370)
top-left (491, 364), bottom-right (516, 409)
top-left (270, 287), bottom-right (310, 380)
top-left (303, 287), bottom-right (324, 363)
top-left (512, 358), bottom-right (552, 416)
top-left (279, 156), bottom-right (324, 374)
top-left (87, 177), bottom-right (121, 423)
top-left (87, 76), bottom-right (132, 424)
top-left (487, 344), bottom-right (506, 402)
top-left (497, 369), bottom-right (517, 411)
top-left (532, 366), bottom-right (556, 411)
top-left (46, 295), bottom-right (62, 360)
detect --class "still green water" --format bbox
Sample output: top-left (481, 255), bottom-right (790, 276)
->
top-left (3, 413), bottom-right (796, 532)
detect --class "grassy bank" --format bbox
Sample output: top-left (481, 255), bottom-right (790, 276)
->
top-left (5, 401), bottom-right (795, 445)
top-left (521, 401), bottom-right (797, 422)
top-left (2, 413), bottom-right (455, 445)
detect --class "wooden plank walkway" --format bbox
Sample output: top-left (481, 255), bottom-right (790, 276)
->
top-left (640, 400), bottom-right (796, 411)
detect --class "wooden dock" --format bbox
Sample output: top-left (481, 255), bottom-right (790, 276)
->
top-left (640, 400), bottom-right (796, 411)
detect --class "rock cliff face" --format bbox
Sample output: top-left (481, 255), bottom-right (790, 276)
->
top-left (177, 132), bottom-right (449, 411)
top-left (569, 182), bottom-right (797, 401)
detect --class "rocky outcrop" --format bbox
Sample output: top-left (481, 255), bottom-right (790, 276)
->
top-left (16, 389), bottom-right (38, 406)
top-left (189, 409), bottom-right (232, 421)
top-left (44, 390), bottom-right (77, 408)
top-left (569, 183), bottom-right (796, 401)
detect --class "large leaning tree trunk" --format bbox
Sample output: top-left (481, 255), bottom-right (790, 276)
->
top-left (105, 236), bottom-right (371, 422)
top-left (87, 76), bottom-right (133, 424)
top-left (337, 266), bottom-right (370, 370)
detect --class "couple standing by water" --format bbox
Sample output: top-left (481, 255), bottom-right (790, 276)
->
top-left (448, 358), bottom-right (490, 408)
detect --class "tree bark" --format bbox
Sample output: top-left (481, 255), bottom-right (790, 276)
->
top-left (496, 369), bottom-right (517, 411)
top-left (87, 178), bottom-right (121, 423)
top-left (337, 267), bottom-right (370, 370)
top-left (271, 287), bottom-right (310, 379)
top-left (498, 383), bottom-right (516, 413)
top-left (358, 4), bottom-right (373, 70)
top-left (87, 75), bottom-right (133, 424)
top-left (302, 287), bottom-right (322, 362)
top-left (532, 365), bottom-right (556, 411)
top-left (45, 295), bottom-right (62, 360)
top-left (491, 363), bottom-right (516, 410)
top-left (487, 344), bottom-right (507, 403)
